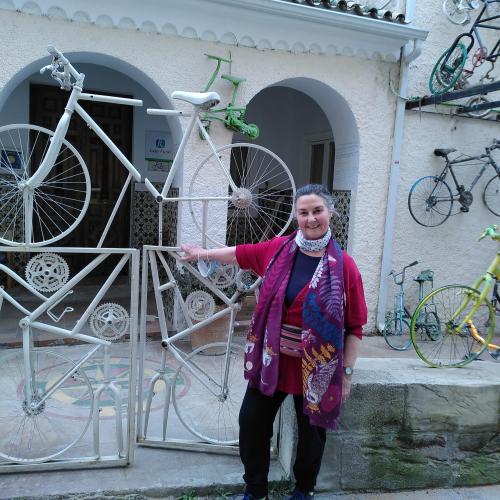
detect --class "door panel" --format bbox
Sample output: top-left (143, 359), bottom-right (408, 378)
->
top-left (30, 84), bottom-right (133, 274)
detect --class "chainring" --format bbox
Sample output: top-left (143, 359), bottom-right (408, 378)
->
top-left (89, 302), bottom-right (130, 341)
top-left (25, 253), bottom-right (70, 293)
top-left (185, 290), bottom-right (215, 321)
top-left (459, 190), bottom-right (474, 207)
top-left (208, 264), bottom-right (238, 289)
top-left (235, 269), bottom-right (259, 293)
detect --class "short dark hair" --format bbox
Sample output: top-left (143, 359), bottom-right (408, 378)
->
top-left (294, 184), bottom-right (337, 217)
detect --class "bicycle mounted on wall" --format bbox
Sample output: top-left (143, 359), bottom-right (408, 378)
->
top-left (443, 0), bottom-right (482, 26)
top-left (408, 139), bottom-right (500, 227)
top-left (200, 53), bottom-right (259, 140)
top-left (430, 0), bottom-right (500, 96)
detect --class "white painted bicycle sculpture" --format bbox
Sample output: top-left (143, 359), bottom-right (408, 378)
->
top-left (0, 45), bottom-right (296, 460)
top-left (0, 45), bottom-right (295, 248)
top-left (0, 248), bottom-right (139, 465)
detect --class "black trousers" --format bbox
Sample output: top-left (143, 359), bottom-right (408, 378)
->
top-left (239, 387), bottom-right (327, 498)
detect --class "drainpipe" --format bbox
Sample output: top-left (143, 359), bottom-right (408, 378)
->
top-left (375, 6), bottom-right (422, 331)
top-left (404, 0), bottom-right (415, 24)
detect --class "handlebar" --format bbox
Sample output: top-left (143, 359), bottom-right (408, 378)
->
top-left (479, 224), bottom-right (500, 241)
top-left (40, 45), bottom-right (84, 91)
top-left (205, 53), bottom-right (232, 64)
top-left (485, 139), bottom-right (500, 154)
top-left (388, 260), bottom-right (418, 286)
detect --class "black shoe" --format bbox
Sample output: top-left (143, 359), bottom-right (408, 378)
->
top-left (286, 488), bottom-right (314, 500)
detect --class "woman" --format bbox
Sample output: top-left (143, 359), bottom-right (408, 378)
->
top-left (181, 184), bottom-right (367, 500)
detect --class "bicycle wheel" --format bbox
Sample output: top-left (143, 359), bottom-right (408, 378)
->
top-left (383, 313), bottom-right (411, 350)
top-left (429, 43), bottom-right (467, 95)
top-left (0, 349), bottom-right (93, 463)
top-left (0, 124), bottom-right (90, 246)
top-left (172, 342), bottom-right (245, 445)
top-left (465, 95), bottom-right (491, 118)
top-left (483, 175), bottom-right (500, 216)
top-left (442, 0), bottom-right (469, 25)
top-left (189, 143), bottom-right (295, 247)
top-left (408, 176), bottom-right (454, 227)
top-left (410, 285), bottom-right (494, 367)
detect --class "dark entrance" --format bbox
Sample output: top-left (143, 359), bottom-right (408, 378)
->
top-left (30, 83), bottom-right (133, 274)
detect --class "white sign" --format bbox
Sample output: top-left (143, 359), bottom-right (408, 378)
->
top-left (145, 130), bottom-right (173, 162)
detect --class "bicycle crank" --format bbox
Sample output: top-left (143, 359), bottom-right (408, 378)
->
top-left (458, 190), bottom-right (473, 211)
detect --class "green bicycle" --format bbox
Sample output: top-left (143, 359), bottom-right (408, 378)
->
top-left (410, 225), bottom-right (500, 367)
top-left (200, 53), bottom-right (259, 140)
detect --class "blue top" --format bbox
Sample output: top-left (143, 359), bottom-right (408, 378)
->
top-left (284, 251), bottom-right (321, 307)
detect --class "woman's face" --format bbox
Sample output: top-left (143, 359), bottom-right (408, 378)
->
top-left (295, 194), bottom-right (331, 240)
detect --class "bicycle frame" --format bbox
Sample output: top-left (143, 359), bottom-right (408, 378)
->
top-left (439, 150), bottom-right (499, 195)
top-left (446, 1), bottom-right (500, 65)
top-left (0, 246), bottom-right (140, 467)
top-left (0, 250), bottom-right (134, 409)
top-left (146, 246), bottom-right (240, 383)
top-left (137, 244), bottom-right (246, 450)
top-left (22, 49), bottom-right (238, 246)
top-left (451, 252), bottom-right (500, 333)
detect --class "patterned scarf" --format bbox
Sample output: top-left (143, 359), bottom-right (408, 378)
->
top-left (244, 233), bottom-right (345, 429)
top-left (295, 227), bottom-right (331, 252)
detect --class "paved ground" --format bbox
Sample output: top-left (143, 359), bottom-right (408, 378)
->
top-left (0, 337), bottom-right (498, 500)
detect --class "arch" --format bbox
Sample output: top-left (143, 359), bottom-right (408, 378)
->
top-left (0, 51), bottom-right (183, 147)
top-left (269, 77), bottom-right (360, 178)
top-left (0, 51), bottom-right (184, 249)
top-left (242, 77), bottom-right (359, 251)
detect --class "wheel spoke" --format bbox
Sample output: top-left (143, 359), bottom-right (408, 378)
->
top-left (0, 124), bottom-right (90, 245)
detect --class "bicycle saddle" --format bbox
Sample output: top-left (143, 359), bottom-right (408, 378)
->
top-left (172, 91), bottom-right (220, 107)
top-left (414, 270), bottom-right (434, 283)
top-left (434, 148), bottom-right (456, 157)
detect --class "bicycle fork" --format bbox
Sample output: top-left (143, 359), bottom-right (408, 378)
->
top-left (20, 320), bottom-right (102, 413)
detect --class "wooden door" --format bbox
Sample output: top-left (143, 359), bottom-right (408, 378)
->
top-left (30, 84), bottom-right (133, 274)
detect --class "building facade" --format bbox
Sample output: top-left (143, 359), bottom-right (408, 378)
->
top-left (0, 0), bottom-right (496, 332)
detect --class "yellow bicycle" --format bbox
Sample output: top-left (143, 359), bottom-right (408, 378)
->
top-left (410, 225), bottom-right (500, 367)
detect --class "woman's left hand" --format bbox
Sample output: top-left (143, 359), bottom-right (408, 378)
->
top-left (342, 376), bottom-right (352, 404)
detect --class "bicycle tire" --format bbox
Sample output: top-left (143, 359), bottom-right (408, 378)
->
top-left (172, 342), bottom-right (245, 445)
top-left (465, 95), bottom-right (491, 118)
top-left (408, 176), bottom-right (454, 227)
top-left (442, 0), bottom-right (470, 25)
top-left (383, 313), bottom-right (411, 351)
top-left (410, 285), bottom-right (494, 368)
top-left (429, 43), bottom-right (467, 95)
top-left (0, 348), bottom-right (93, 463)
top-left (188, 143), bottom-right (295, 247)
top-left (0, 124), bottom-right (91, 246)
top-left (483, 174), bottom-right (500, 216)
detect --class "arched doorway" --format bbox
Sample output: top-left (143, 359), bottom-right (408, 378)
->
top-left (234, 78), bottom-right (359, 251)
top-left (0, 53), bottom-right (183, 273)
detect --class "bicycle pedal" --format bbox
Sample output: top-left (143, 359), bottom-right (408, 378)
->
top-left (460, 207), bottom-right (469, 213)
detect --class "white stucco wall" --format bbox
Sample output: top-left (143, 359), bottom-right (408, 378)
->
top-left (0, 8), bottom-right (408, 331)
top-left (389, 0), bottom-right (500, 313)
